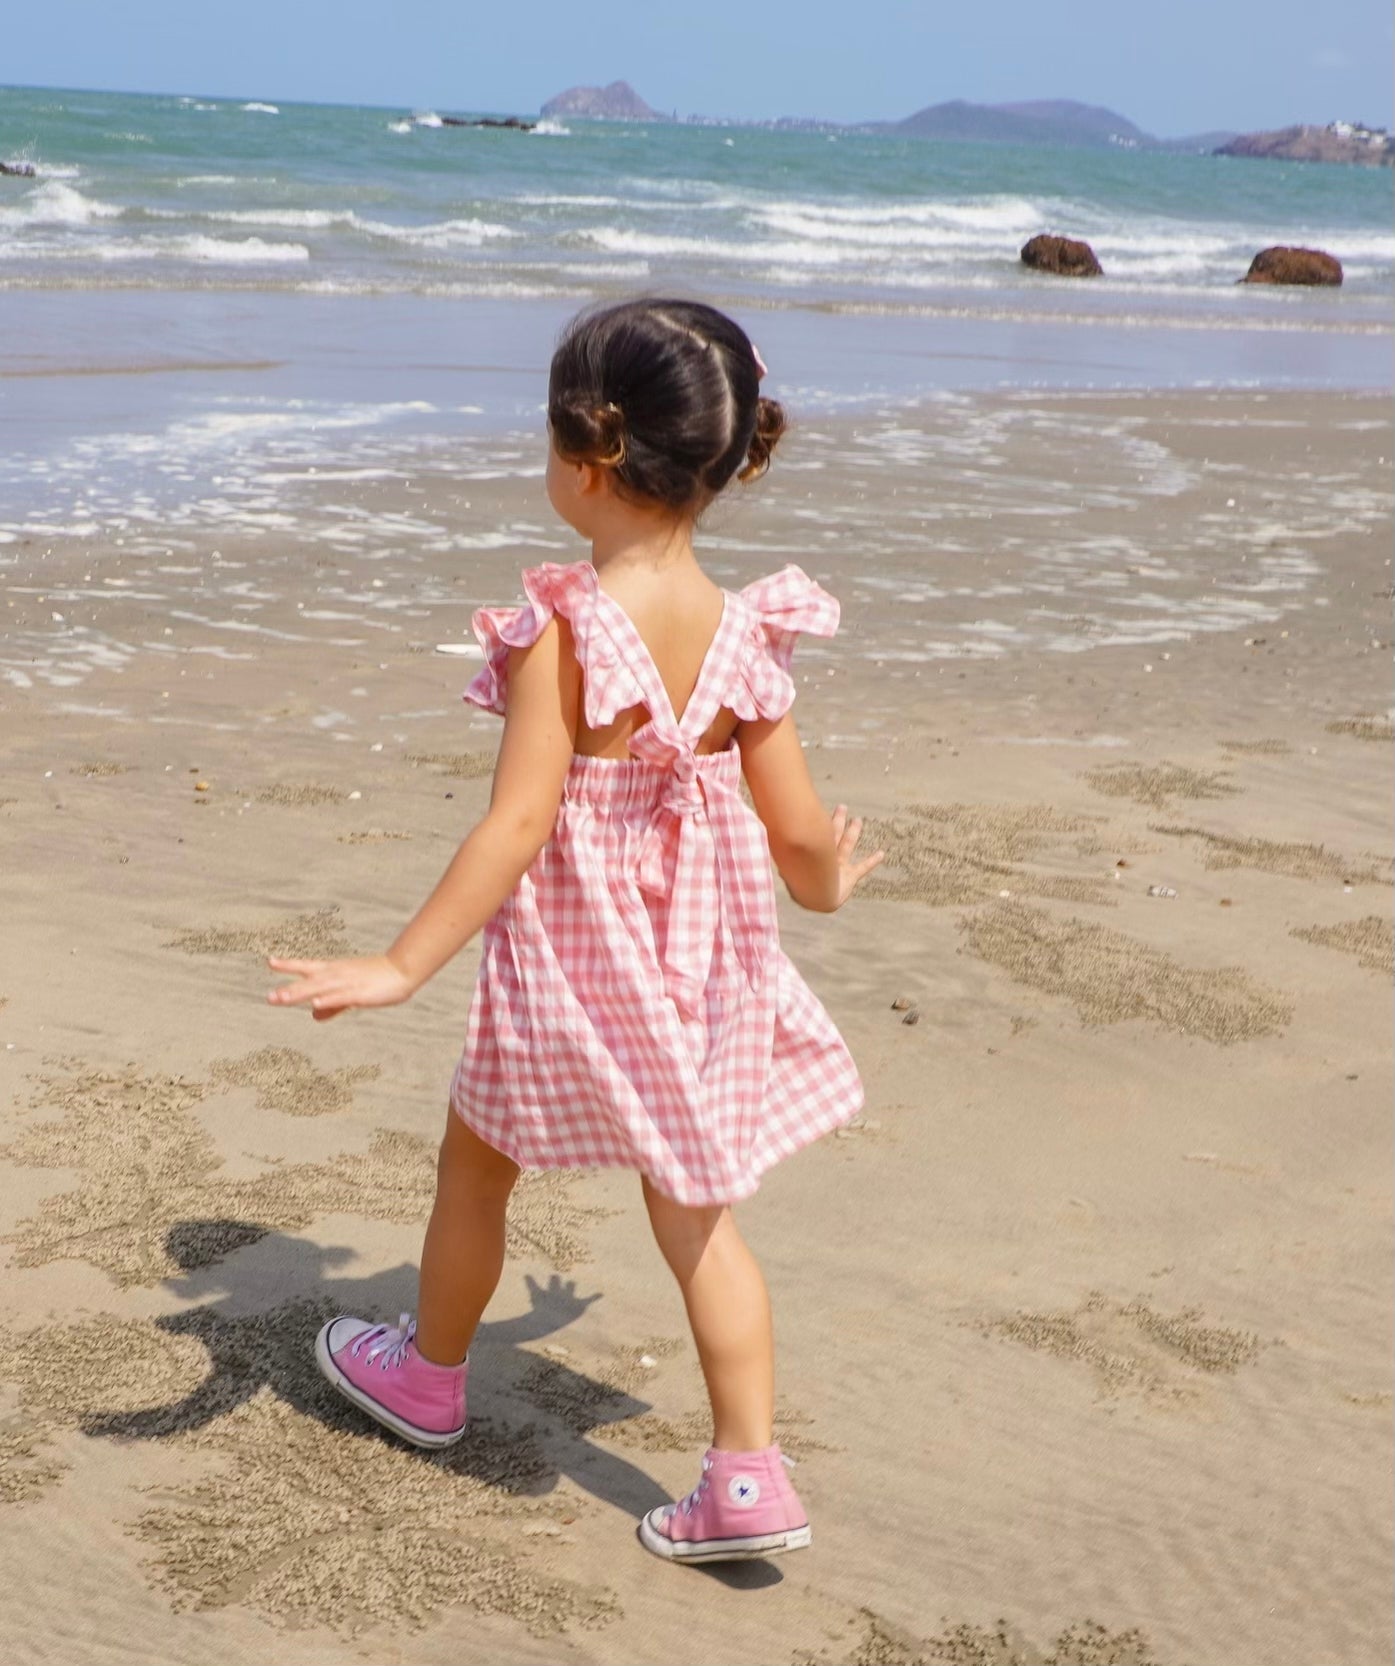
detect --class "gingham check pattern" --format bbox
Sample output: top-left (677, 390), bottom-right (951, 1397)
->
top-left (449, 561), bottom-right (864, 1206)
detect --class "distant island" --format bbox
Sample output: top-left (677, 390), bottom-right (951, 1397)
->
top-left (535, 87), bottom-right (1230, 150)
top-left (534, 84), bottom-right (1395, 164)
top-left (892, 99), bottom-right (1152, 149)
top-left (1216, 121), bottom-right (1393, 166)
top-left (541, 81), bottom-right (661, 121)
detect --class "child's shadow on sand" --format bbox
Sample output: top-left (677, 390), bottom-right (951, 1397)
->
top-left (81, 1218), bottom-right (674, 1521)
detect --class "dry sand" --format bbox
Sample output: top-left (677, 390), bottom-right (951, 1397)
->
top-left (1, 390), bottom-right (1391, 1666)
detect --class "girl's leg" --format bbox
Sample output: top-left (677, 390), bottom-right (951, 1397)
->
top-left (413, 1109), bottom-right (520, 1366)
top-left (641, 1178), bottom-right (774, 1452)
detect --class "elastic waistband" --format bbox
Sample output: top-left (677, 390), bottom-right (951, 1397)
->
top-left (563, 747), bottom-right (741, 811)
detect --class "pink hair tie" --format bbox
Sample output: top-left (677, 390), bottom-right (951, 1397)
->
top-left (751, 342), bottom-right (768, 380)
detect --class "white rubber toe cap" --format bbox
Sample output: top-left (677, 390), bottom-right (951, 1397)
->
top-left (321, 1315), bottom-right (375, 1355)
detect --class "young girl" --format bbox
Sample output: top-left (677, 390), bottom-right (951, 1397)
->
top-left (268, 297), bottom-right (882, 1564)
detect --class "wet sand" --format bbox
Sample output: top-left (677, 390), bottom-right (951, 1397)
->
top-left (1, 389), bottom-right (1391, 1666)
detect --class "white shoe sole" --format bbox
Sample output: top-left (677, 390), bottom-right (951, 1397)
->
top-left (637, 1511), bottom-right (812, 1563)
top-left (314, 1319), bottom-right (466, 1449)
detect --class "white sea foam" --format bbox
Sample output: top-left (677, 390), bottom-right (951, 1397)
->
top-left (413, 112), bottom-right (444, 128)
top-left (387, 120), bottom-right (413, 134)
top-left (0, 181), bottom-right (123, 227)
top-left (16, 159), bottom-right (83, 181)
top-left (21, 234), bottom-right (311, 264)
top-left (241, 102), bottom-right (280, 115)
top-left (511, 192), bottom-right (629, 208)
top-left (532, 119), bottom-right (570, 137)
top-left (185, 205), bottom-right (517, 246)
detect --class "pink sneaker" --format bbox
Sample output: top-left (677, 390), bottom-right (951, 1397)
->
top-left (638, 1445), bottom-right (812, 1563)
top-left (315, 1313), bottom-right (467, 1448)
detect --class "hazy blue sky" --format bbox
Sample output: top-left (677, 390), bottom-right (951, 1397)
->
top-left (6, 1), bottom-right (1391, 134)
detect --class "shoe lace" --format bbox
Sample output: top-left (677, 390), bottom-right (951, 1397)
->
top-left (350, 1313), bottom-right (415, 1371)
top-left (675, 1453), bottom-right (714, 1517)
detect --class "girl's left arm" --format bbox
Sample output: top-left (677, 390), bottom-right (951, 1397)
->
top-left (268, 619), bottom-right (579, 1020)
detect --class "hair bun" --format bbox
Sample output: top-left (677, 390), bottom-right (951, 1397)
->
top-left (737, 396), bottom-right (786, 482)
top-left (550, 393), bottom-right (627, 468)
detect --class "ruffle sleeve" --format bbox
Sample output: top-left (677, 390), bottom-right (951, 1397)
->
top-left (729, 564), bottom-right (840, 723)
top-left (461, 562), bottom-right (596, 715)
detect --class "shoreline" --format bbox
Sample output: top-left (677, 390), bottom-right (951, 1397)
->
top-left (2, 289), bottom-right (1390, 547)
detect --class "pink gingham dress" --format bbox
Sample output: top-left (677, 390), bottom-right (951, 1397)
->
top-left (449, 560), bottom-right (863, 1205)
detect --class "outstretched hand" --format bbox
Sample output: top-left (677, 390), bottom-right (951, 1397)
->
top-left (266, 954), bottom-right (415, 1022)
top-left (831, 805), bottom-right (885, 908)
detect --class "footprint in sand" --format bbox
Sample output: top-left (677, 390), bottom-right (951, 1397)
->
top-left (166, 904), bottom-right (353, 958)
top-left (210, 1044), bottom-right (380, 1116)
top-left (1082, 761), bottom-right (1237, 812)
top-left (958, 900), bottom-right (1291, 1043)
top-left (255, 783), bottom-right (347, 806)
top-left (863, 803), bottom-right (1115, 910)
top-left (1151, 826), bottom-right (1391, 887)
top-left (1291, 916), bottom-right (1394, 977)
top-left (793, 1608), bottom-right (1161, 1666)
top-left (1325, 715), bottom-right (1394, 744)
top-left (2, 1061), bottom-right (608, 1286)
top-left (1218, 739), bottom-right (1291, 757)
top-left (405, 750), bottom-right (496, 779)
top-left (981, 1289), bottom-right (1262, 1402)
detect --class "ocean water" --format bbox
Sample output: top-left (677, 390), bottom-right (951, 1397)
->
top-left (0, 85), bottom-right (1391, 536)
top-left (3, 85), bottom-right (1392, 316)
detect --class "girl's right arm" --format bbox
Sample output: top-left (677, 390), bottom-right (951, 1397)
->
top-left (268, 618), bottom-right (580, 1019)
top-left (736, 713), bottom-right (883, 912)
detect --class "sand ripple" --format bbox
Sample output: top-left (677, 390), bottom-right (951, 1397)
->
top-left (958, 901), bottom-right (1292, 1042)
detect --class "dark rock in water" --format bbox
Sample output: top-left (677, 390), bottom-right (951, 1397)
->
top-left (0, 161), bottom-right (37, 178)
top-left (541, 80), bottom-right (663, 121)
top-left (439, 115), bottom-right (535, 131)
top-left (1020, 233), bottom-right (1103, 277)
top-left (1241, 246), bottom-right (1343, 286)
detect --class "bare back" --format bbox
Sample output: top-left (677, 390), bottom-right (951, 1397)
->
top-left (571, 566), bottom-right (739, 759)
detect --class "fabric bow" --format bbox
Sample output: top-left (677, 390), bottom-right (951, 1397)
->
top-left (632, 743), bottom-right (721, 1019)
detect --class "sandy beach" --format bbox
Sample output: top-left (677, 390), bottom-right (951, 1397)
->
top-left (1, 387), bottom-right (1391, 1666)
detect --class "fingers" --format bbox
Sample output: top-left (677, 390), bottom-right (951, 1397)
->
top-left (267, 957), bottom-right (323, 974)
top-left (836, 809), bottom-right (869, 855)
top-left (268, 972), bottom-right (351, 1009)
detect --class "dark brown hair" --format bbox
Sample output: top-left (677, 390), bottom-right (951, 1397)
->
top-left (547, 297), bottom-right (786, 513)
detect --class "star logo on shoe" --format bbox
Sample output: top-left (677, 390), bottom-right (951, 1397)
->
top-left (727, 1474), bottom-right (760, 1507)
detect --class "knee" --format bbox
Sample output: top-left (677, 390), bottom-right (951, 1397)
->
top-left (643, 1180), bottom-right (726, 1269)
top-left (438, 1114), bottom-right (519, 1200)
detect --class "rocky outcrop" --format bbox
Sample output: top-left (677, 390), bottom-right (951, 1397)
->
top-left (0, 161), bottom-right (37, 178)
top-left (440, 116), bottom-right (534, 130)
top-left (1240, 246), bottom-right (1344, 286)
top-left (1020, 234), bottom-right (1103, 277)
top-left (541, 81), bottom-right (662, 121)
top-left (1217, 124), bottom-right (1393, 166)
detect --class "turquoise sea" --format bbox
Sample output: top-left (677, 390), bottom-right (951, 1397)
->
top-left (1, 85), bottom-right (1390, 531)
top-left (4, 85), bottom-right (1392, 311)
